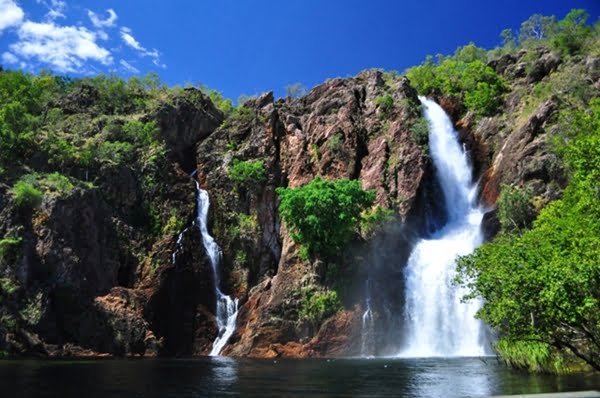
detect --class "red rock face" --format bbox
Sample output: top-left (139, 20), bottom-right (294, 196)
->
top-left (195, 70), bottom-right (431, 358)
top-left (2, 45), bottom-right (584, 358)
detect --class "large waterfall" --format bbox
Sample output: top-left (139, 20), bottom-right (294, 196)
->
top-left (194, 182), bottom-right (239, 356)
top-left (398, 97), bottom-right (489, 357)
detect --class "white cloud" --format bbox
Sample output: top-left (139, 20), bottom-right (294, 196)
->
top-left (120, 27), bottom-right (166, 68)
top-left (119, 59), bottom-right (139, 74)
top-left (0, 0), bottom-right (24, 33)
top-left (10, 21), bottom-right (113, 72)
top-left (36, 0), bottom-right (67, 21)
top-left (88, 9), bottom-right (117, 29)
top-left (120, 27), bottom-right (143, 51)
top-left (2, 51), bottom-right (18, 64)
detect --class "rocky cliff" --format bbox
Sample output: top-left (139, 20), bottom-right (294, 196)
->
top-left (0, 42), bottom-right (598, 358)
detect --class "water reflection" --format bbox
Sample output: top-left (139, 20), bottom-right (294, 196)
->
top-left (1, 357), bottom-right (599, 397)
top-left (403, 357), bottom-right (494, 398)
top-left (209, 356), bottom-right (239, 393)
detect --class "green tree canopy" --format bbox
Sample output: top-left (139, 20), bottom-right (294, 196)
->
top-left (456, 99), bottom-right (600, 371)
top-left (276, 177), bottom-right (375, 258)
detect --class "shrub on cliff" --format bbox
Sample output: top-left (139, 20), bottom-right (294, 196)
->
top-left (298, 287), bottom-right (342, 329)
top-left (276, 177), bottom-right (375, 258)
top-left (228, 159), bottom-right (267, 188)
top-left (0, 237), bottom-right (22, 265)
top-left (374, 94), bottom-right (394, 118)
top-left (496, 184), bottom-right (535, 232)
top-left (11, 180), bottom-right (43, 209)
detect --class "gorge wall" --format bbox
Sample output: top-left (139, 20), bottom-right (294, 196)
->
top-left (0, 44), bottom-right (598, 358)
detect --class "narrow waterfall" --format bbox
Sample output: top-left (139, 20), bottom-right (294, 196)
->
top-left (398, 97), bottom-right (489, 357)
top-left (194, 182), bottom-right (239, 356)
top-left (361, 278), bottom-right (374, 356)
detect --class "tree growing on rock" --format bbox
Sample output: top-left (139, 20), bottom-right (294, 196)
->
top-left (276, 177), bottom-right (375, 259)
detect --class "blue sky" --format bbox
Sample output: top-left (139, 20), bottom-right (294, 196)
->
top-left (0, 1), bottom-right (599, 100)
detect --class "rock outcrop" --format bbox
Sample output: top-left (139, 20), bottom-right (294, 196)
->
top-left (195, 70), bottom-right (432, 357)
top-left (2, 43), bottom-right (598, 358)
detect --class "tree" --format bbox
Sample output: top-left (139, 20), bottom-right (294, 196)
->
top-left (0, 70), bottom-right (43, 168)
top-left (500, 29), bottom-right (517, 50)
top-left (496, 184), bottom-right (535, 232)
top-left (285, 83), bottom-right (308, 98)
top-left (456, 99), bottom-right (600, 371)
top-left (228, 159), bottom-right (267, 188)
top-left (550, 9), bottom-right (592, 56)
top-left (406, 52), bottom-right (506, 117)
top-left (276, 177), bottom-right (374, 258)
top-left (454, 42), bottom-right (487, 63)
top-left (518, 14), bottom-right (558, 46)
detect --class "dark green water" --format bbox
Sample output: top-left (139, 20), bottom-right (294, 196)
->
top-left (1, 357), bottom-right (599, 397)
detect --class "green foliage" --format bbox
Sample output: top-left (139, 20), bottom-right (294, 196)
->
top-left (87, 75), bottom-right (148, 115)
top-left (11, 180), bottom-right (43, 209)
top-left (226, 141), bottom-right (237, 151)
top-left (374, 94), bottom-right (394, 118)
top-left (410, 117), bottom-right (429, 147)
top-left (464, 81), bottom-right (506, 117)
top-left (550, 9), bottom-right (593, 56)
top-left (238, 213), bottom-right (258, 234)
top-left (0, 237), bottom-right (22, 264)
top-left (285, 83), bottom-right (308, 98)
top-left (122, 120), bottom-right (159, 146)
top-left (495, 339), bottom-right (565, 373)
top-left (232, 105), bottom-right (255, 125)
top-left (405, 56), bottom-right (440, 96)
top-left (0, 70), bottom-right (49, 169)
top-left (406, 46), bottom-right (506, 117)
top-left (497, 184), bottom-right (534, 232)
top-left (43, 133), bottom-right (78, 170)
top-left (235, 250), bottom-right (247, 266)
top-left (237, 94), bottom-right (255, 107)
top-left (456, 100), bottom-right (600, 371)
top-left (327, 133), bottom-right (343, 153)
top-left (495, 9), bottom-right (594, 57)
top-left (360, 206), bottom-right (395, 237)
top-left (11, 172), bottom-right (78, 208)
top-left (0, 312), bottom-right (17, 333)
top-left (500, 29), bottom-right (517, 50)
top-left (202, 87), bottom-right (234, 115)
top-left (299, 287), bottom-right (342, 328)
top-left (146, 204), bottom-right (162, 236)
top-left (226, 213), bottom-right (258, 242)
top-left (96, 140), bottom-right (135, 164)
top-left (228, 159), bottom-right (266, 187)
top-left (0, 278), bottom-right (18, 295)
top-left (162, 208), bottom-right (185, 236)
top-left (276, 177), bottom-right (375, 258)
top-left (518, 14), bottom-right (558, 47)
top-left (42, 172), bottom-right (75, 194)
top-left (453, 42), bottom-right (488, 63)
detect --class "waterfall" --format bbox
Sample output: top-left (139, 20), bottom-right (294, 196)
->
top-left (361, 278), bottom-right (374, 356)
top-left (172, 229), bottom-right (187, 264)
top-left (397, 97), bottom-right (489, 357)
top-left (194, 181), bottom-right (239, 356)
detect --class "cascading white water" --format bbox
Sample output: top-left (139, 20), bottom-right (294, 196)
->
top-left (398, 97), bottom-right (489, 357)
top-left (361, 278), bottom-right (374, 356)
top-left (172, 229), bottom-right (187, 264)
top-left (194, 182), bottom-right (239, 356)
